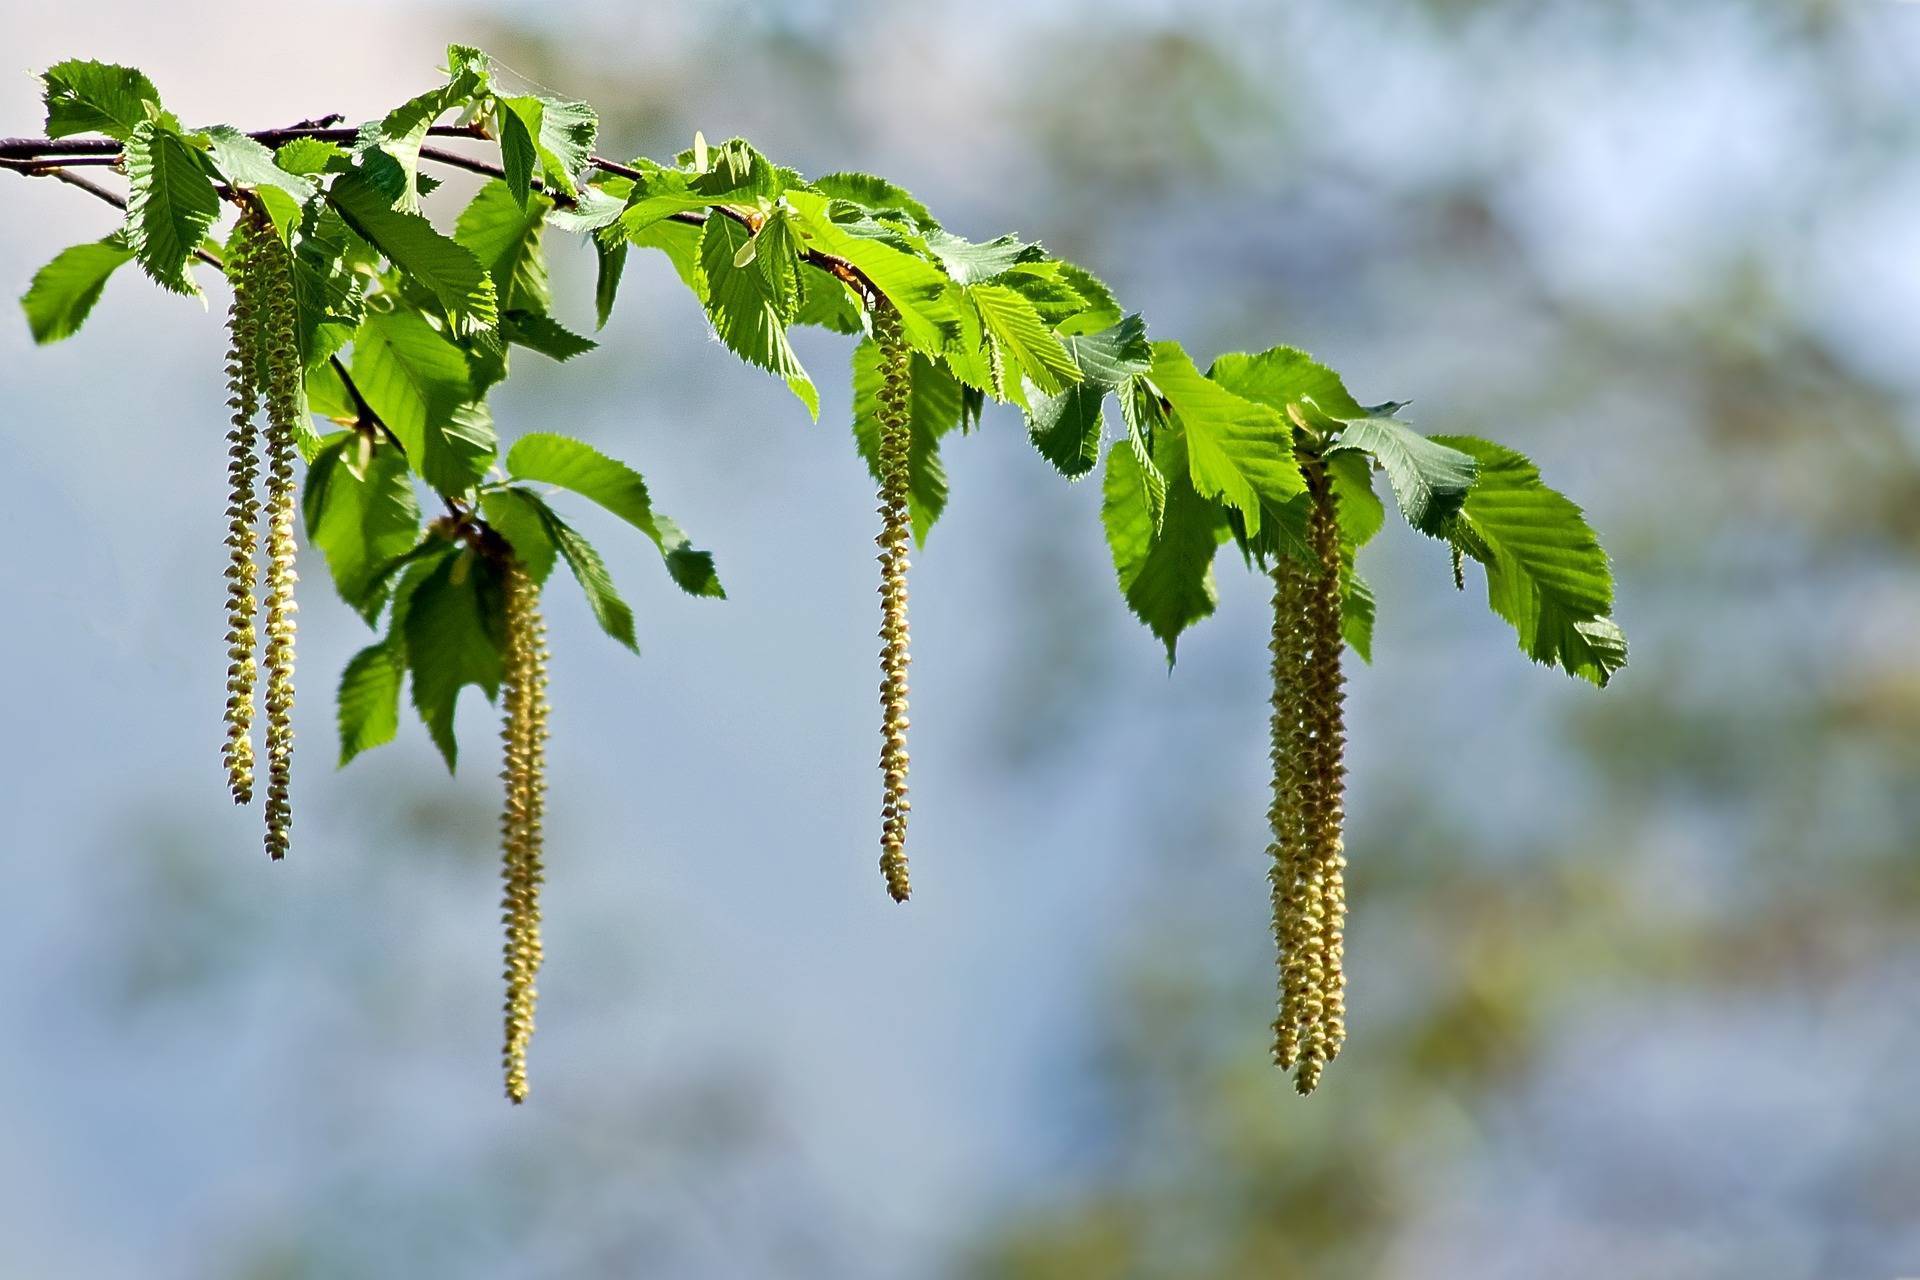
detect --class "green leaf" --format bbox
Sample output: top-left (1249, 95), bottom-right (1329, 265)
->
top-left (1343, 566), bottom-right (1376, 664)
top-left (274, 138), bottom-right (350, 176)
top-left (1027, 382), bottom-right (1106, 478)
top-left (1148, 341), bottom-right (1303, 534)
top-left (1026, 316), bottom-right (1154, 478)
top-left (808, 172), bottom-right (935, 226)
top-left (302, 433), bottom-right (423, 622)
top-left (1433, 435), bottom-right (1626, 687)
top-left (40, 60), bottom-right (172, 140)
top-left (536, 503), bottom-right (638, 651)
top-left (783, 189), bottom-right (961, 354)
top-left (328, 169), bottom-right (498, 331)
top-left (405, 551), bottom-right (507, 769)
top-left (968, 282), bottom-right (1082, 400)
top-left (1330, 414), bottom-right (1476, 535)
top-left (924, 229), bottom-right (1043, 284)
top-left (851, 340), bottom-right (965, 545)
top-left (593, 236), bottom-right (627, 329)
top-left (349, 309), bottom-right (496, 494)
top-left (479, 487), bottom-right (558, 584)
top-left (1118, 377), bottom-right (1170, 533)
top-left (453, 181), bottom-right (551, 312)
top-left (203, 126), bottom-right (314, 201)
top-left (1206, 346), bottom-right (1368, 426)
top-left (1053, 262), bottom-right (1123, 337)
top-left (505, 433), bottom-right (724, 598)
top-left (1327, 450), bottom-right (1385, 549)
top-left (337, 641), bottom-right (404, 766)
top-left (121, 122), bottom-right (219, 296)
top-left (615, 168), bottom-right (727, 237)
top-left (699, 214), bottom-right (813, 408)
top-left (20, 235), bottom-right (133, 343)
top-left (793, 263), bottom-right (862, 333)
top-left (688, 137), bottom-right (790, 202)
top-left (1102, 427), bottom-right (1226, 662)
top-left (497, 97), bottom-right (540, 207)
top-left (529, 97), bottom-right (597, 198)
top-left (505, 311), bottom-right (596, 362)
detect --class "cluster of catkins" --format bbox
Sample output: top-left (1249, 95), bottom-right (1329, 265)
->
top-left (220, 206), bottom-right (301, 860)
top-left (498, 561), bottom-right (551, 1103)
top-left (871, 300), bottom-right (915, 903)
top-left (1266, 460), bottom-right (1349, 1095)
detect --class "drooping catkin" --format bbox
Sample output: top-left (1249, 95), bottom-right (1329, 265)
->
top-left (254, 220), bottom-right (302, 861)
top-left (500, 562), bottom-right (550, 1103)
top-left (1269, 463), bottom-right (1350, 1096)
top-left (1267, 552), bottom-right (1311, 1073)
top-left (220, 220), bottom-right (264, 805)
top-left (871, 299), bottom-right (914, 903)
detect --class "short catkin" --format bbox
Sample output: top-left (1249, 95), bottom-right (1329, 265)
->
top-left (499, 561), bottom-right (550, 1103)
top-left (220, 220), bottom-right (264, 805)
top-left (871, 299), bottom-right (914, 903)
top-left (1268, 461), bottom-right (1349, 1095)
top-left (253, 218), bottom-right (302, 861)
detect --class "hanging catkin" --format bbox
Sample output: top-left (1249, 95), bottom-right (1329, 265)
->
top-left (253, 218), bottom-right (302, 861)
top-left (1268, 551), bottom-right (1312, 1073)
top-left (1268, 462), bottom-right (1350, 1095)
top-left (220, 219), bottom-right (264, 805)
top-left (871, 299), bottom-right (914, 902)
top-left (499, 561), bottom-right (550, 1103)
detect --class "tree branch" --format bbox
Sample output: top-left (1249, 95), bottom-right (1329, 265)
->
top-left (0, 121), bottom-right (877, 294)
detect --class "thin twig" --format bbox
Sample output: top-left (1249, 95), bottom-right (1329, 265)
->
top-left (2, 120), bottom-right (877, 294)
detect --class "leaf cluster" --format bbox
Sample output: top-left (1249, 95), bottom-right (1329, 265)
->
top-left (18, 44), bottom-right (1625, 779)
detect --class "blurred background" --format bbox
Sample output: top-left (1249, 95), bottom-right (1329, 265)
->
top-left (3, 1), bottom-right (1918, 1275)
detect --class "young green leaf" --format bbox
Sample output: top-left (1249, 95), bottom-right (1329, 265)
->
top-left (337, 641), bottom-right (404, 765)
top-left (454, 181), bottom-right (551, 313)
top-left (504, 312), bottom-right (597, 362)
top-left (20, 235), bottom-right (133, 343)
top-left (505, 433), bottom-right (724, 598)
top-left (537, 503), bottom-right (638, 651)
top-left (122, 122), bottom-right (220, 296)
top-left (479, 487), bottom-right (558, 584)
top-left (783, 189), bottom-right (961, 354)
top-left (349, 309), bottom-right (497, 494)
top-left (593, 235), bottom-right (627, 330)
top-left (405, 550), bottom-right (507, 769)
top-left (1102, 426), bottom-right (1227, 662)
top-left (968, 282), bottom-right (1082, 401)
top-left (1027, 316), bottom-right (1154, 478)
top-left (303, 433), bottom-right (423, 622)
top-left (923, 229), bottom-right (1044, 284)
top-left (40, 59), bottom-right (173, 139)
top-left (808, 172), bottom-right (936, 227)
top-left (1148, 341), bottom-right (1303, 534)
top-left (1330, 414), bottom-right (1476, 536)
top-left (1207, 345), bottom-right (1369, 425)
top-left (699, 214), bottom-right (813, 410)
top-left (1342, 565), bottom-right (1376, 663)
top-left (328, 169), bottom-right (498, 331)
top-left (497, 98), bottom-right (540, 207)
top-left (1433, 435), bottom-right (1626, 686)
top-left (851, 340), bottom-right (965, 544)
top-left (203, 127), bottom-right (314, 202)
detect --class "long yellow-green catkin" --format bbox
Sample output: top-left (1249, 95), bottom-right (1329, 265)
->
top-left (1266, 463), bottom-right (1350, 1096)
top-left (500, 562), bottom-right (549, 1103)
top-left (1267, 552), bottom-right (1311, 1072)
top-left (1294, 465), bottom-right (1349, 1094)
top-left (220, 221), bottom-right (264, 805)
top-left (872, 299), bottom-right (914, 903)
top-left (254, 221), bottom-right (302, 861)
